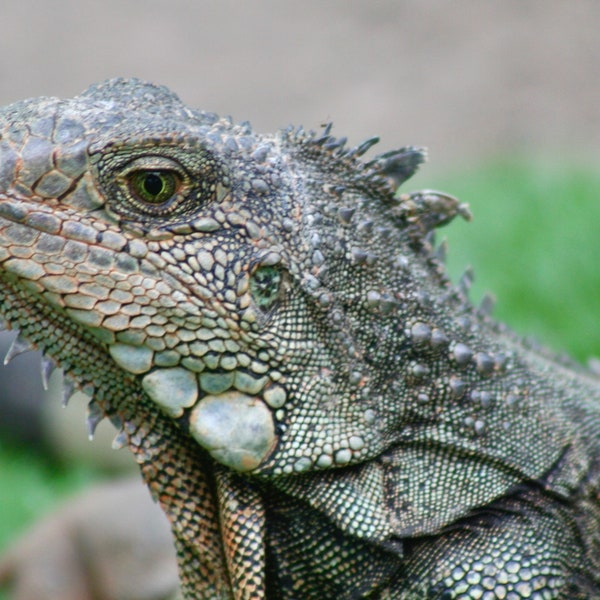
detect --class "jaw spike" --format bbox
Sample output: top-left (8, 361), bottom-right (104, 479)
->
top-left (61, 377), bottom-right (76, 407)
top-left (4, 333), bottom-right (35, 365)
top-left (86, 400), bottom-right (105, 440)
top-left (40, 355), bottom-right (56, 391)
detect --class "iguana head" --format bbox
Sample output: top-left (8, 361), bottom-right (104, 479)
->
top-left (0, 78), bottom-right (468, 476)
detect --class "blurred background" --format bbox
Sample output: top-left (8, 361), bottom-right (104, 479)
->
top-left (0, 1), bottom-right (599, 598)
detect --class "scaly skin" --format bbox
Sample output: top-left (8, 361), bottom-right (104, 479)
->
top-left (0, 79), bottom-right (598, 598)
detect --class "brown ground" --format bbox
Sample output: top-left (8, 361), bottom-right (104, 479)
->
top-left (1, 1), bottom-right (600, 170)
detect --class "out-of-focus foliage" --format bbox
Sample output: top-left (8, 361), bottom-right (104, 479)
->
top-left (430, 159), bottom-right (600, 363)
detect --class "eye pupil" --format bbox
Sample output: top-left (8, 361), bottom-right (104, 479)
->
top-left (143, 173), bottom-right (165, 197)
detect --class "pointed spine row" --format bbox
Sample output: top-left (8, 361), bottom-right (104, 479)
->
top-left (285, 124), bottom-right (426, 198)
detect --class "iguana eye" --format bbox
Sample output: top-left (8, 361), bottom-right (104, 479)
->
top-left (96, 145), bottom-right (226, 222)
top-left (127, 170), bottom-right (181, 205)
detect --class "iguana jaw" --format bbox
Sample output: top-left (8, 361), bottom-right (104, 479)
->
top-left (0, 188), bottom-right (283, 472)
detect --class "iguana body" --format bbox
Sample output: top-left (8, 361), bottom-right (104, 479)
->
top-left (0, 79), bottom-right (598, 598)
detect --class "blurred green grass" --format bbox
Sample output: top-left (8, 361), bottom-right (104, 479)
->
top-left (0, 437), bottom-right (100, 600)
top-left (0, 438), bottom-right (99, 552)
top-left (425, 158), bottom-right (600, 363)
top-left (0, 158), bottom-right (599, 598)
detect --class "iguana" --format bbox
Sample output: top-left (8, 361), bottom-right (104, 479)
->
top-left (0, 78), bottom-right (598, 599)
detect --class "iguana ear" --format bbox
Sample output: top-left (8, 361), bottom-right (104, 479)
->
top-left (366, 146), bottom-right (427, 192)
